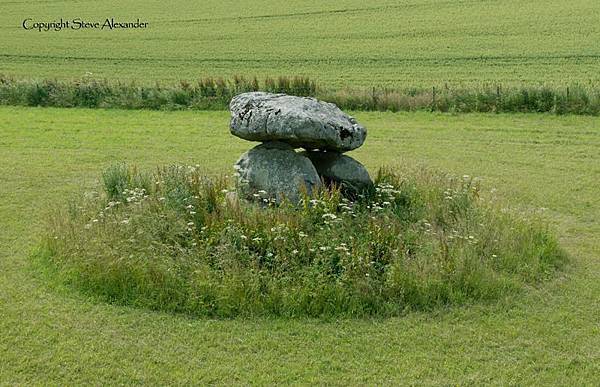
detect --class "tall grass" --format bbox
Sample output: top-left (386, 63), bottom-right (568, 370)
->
top-left (322, 84), bottom-right (600, 115)
top-left (0, 75), bottom-right (315, 110)
top-left (2, 75), bottom-right (600, 115)
top-left (39, 164), bottom-right (567, 318)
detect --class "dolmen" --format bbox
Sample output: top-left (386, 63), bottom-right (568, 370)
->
top-left (230, 92), bottom-right (373, 203)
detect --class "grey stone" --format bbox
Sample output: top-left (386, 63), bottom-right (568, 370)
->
top-left (229, 92), bottom-right (366, 152)
top-left (301, 151), bottom-right (373, 196)
top-left (234, 142), bottom-right (321, 204)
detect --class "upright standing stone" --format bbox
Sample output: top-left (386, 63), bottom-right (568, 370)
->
top-left (300, 151), bottom-right (373, 196)
top-left (234, 142), bottom-right (321, 204)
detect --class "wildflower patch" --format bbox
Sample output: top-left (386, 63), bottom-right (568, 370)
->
top-left (39, 164), bottom-right (567, 317)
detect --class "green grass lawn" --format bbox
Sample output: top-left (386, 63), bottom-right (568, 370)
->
top-left (1, 106), bottom-right (598, 384)
top-left (2, 0), bottom-right (600, 86)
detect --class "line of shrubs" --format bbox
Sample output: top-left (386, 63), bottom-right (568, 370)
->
top-left (322, 84), bottom-right (600, 115)
top-left (1, 74), bottom-right (599, 115)
top-left (0, 75), bottom-right (316, 110)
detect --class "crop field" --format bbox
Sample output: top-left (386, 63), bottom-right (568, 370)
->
top-left (1, 0), bottom-right (600, 87)
top-left (1, 107), bottom-right (599, 383)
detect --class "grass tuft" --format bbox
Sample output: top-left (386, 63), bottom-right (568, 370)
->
top-left (39, 163), bottom-right (568, 317)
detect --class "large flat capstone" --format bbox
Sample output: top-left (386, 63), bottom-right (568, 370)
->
top-left (229, 92), bottom-right (366, 152)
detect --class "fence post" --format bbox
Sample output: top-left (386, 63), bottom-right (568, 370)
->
top-left (431, 86), bottom-right (436, 112)
top-left (372, 86), bottom-right (377, 109)
top-left (496, 85), bottom-right (501, 113)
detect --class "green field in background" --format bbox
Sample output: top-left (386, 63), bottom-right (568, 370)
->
top-left (1, 107), bottom-right (598, 383)
top-left (1, 0), bottom-right (600, 86)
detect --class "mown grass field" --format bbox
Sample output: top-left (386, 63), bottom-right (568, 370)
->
top-left (1, 0), bottom-right (600, 87)
top-left (1, 106), bottom-right (598, 383)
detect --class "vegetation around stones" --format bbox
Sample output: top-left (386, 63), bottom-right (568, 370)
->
top-left (40, 163), bottom-right (567, 317)
top-left (3, 75), bottom-right (600, 115)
